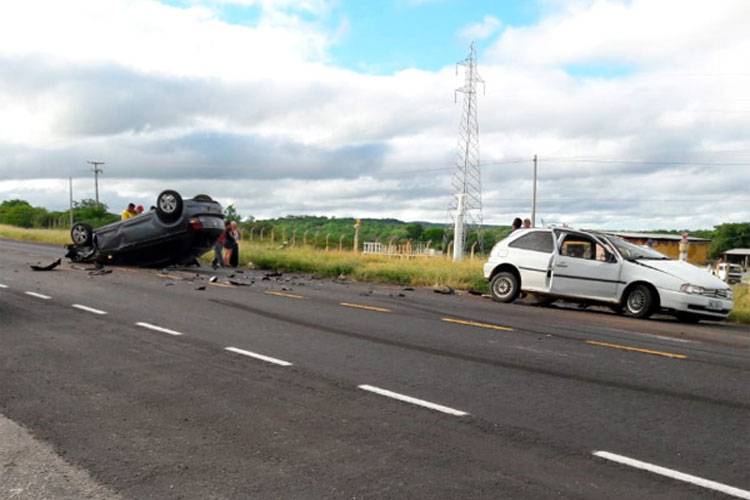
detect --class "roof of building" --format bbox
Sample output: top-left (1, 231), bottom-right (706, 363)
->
top-left (606, 232), bottom-right (710, 242)
top-left (723, 248), bottom-right (750, 256)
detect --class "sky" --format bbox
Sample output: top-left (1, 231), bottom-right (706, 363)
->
top-left (0, 0), bottom-right (749, 230)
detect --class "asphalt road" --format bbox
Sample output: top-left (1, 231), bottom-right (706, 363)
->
top-left (1, 238), bottom-right (748, 499)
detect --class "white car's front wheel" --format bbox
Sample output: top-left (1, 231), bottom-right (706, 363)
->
top-left (490, 272), bottom-right (520, 303)
top-left (623, 284), bottom-right (655, 319)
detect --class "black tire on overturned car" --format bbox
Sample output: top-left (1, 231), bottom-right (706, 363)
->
top-left (156, 190), bottom-right (183, 223)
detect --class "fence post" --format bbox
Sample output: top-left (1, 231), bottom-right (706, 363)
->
top-left (446, 242), bottom-right (453, 258)
top-left (249, 228), bottom-right (255, 242)
top-left (470, 241), bottom-right (478, 260)
top-left (291, 228), bottom-right (297, 247)
top-left (326, 233), bottom-right (330, 251)
top-left (339, 234), bottom-right (345, 251)
top-left (260, 227), bottom-right (265, 241)
top-left (303, 229), bottom-right (308, 246)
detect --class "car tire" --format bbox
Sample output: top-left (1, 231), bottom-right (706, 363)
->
top-left (623, 284), bottom-right (655, 319)
top-left (490, 272), bottom-right (520, 303)
top-left (70, 222), bottom-right (93, 246)
top-left (676, 312), bottom-right (701, 324)
top-left (156, 190), bottom-right (183, 223)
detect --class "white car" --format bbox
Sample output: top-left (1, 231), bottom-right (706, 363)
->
top-left (483, 228), bottom-right (734, 322)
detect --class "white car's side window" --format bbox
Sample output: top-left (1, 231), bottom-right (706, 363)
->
top-left (559, 234), bottom-right (612, 262)
top-left (508, 231), bottom-right (554, 253)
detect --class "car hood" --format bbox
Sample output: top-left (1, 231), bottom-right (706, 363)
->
top-left (634, 259), bottom-right (729, 288)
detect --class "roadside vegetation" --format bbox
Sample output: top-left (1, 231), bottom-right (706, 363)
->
top-left (239, 243), bottom-right (488, 291)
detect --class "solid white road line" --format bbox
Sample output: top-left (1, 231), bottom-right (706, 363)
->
top-left (72, 304), bottom-right (107, 315)
top-left (135, 322), bottom-right (183, 336)
top-left (25, 291), bottom-right (51, 300)
top-left (224, 347), bottom-right (293, 367)
top-left (358, 384), bottom-right (469, 417)
top-left (593, 451), bottom-right (750, 500)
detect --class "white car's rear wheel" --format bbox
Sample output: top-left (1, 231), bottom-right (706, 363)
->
top-left (490, 272), bottom-right (520, 303)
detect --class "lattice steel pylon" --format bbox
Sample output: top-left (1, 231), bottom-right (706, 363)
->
top-left (446, 41), bottom-right (484, 261)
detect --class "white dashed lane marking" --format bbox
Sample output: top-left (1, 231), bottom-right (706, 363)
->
top-left (358, 384), bottom-right (469, 417)
top-left (25, 291), bottom-right (51, 300)
top-left (593, 451), bottom-right (750, 499)
top-left (224, 347), bottom-right (293, 367)
top-left (72, 304), bottom-right (107, 315)
top-left (0, 284), bottom-right (8, 288)
top-left (135, 322), bottom-right (183, 336)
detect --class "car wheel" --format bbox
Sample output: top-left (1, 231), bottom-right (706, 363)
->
top-left (676, 312), bottom-right (701, 324)
top-left (490, 272), bottom-right (520, 303)
top-left (156, 190), bottom-right (183, 223)
top-left (623, 284), bottom-right (655, 319)
top-left (70, 222), bottom-right (93, 246)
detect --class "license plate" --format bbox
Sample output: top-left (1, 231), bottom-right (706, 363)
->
top-left (707, 300), bottom-right (723, 311)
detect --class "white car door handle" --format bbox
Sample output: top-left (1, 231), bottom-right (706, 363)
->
top-left (557, 262), bottom-right (568, 268)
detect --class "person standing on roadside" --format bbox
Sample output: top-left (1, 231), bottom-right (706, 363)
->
top-left (230, 221), bottom-right (242, 267)
top-left (212, 228), bottom-right (225, 269)
top-left (121, 203), bottom-right (137, 220)
top-left (222, 221), bottom-right (236, 267)
top-left (523, 218), bottom-right (531, 229)
top-left (679, 232), bottom-right (690, 261)
top-left (511, 218), bottom-right (522, 231)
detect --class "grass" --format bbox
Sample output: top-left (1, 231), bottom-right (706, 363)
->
top-left (0, 224), bottom-right (70, 246)
top-left (238, 243), bottom-right (488, 292)
top-left (728, 284), bottom-right (750, 323)
top-left (2, 224), bottom-right (748, 323)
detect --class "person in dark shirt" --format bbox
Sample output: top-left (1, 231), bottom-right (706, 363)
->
top-left (511, 217), bottom-right (522, 231)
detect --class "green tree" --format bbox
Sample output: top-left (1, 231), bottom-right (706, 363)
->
top-left (708, 222), bottom-right (750, 258)
top-left (405, 223), bottom-right (424, 242)
top-left (224, 204), bottom-right (241, 223)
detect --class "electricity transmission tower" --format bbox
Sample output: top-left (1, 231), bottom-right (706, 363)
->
top-left (447, 41), bottom-right (484, 261)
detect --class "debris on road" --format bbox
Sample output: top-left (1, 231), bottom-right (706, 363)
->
top-left (265, 271), bottom-right (282, 278)
top-left (30, 258), bottom-right (61, 271)
top-left (228, 280), bottom-right (251, 286)
top-left (209, 276), bottom-right (218, 283)
top-left (433, 285), bottom-right (455, 295)
top-left (195, 285), bottom-right (206, 291)
top-left (88, 269), bottom-right (112, 276)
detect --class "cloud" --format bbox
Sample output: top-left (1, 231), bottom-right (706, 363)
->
top-left (458, 15), bottom-right (501, 42)
top-left (0, 0), bottom-right (748, 230)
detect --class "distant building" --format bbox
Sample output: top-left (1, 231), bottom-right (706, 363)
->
top-left (722, 248), bottom-right (750, 270)
top-left (606, 232), bottom-right (710, 265)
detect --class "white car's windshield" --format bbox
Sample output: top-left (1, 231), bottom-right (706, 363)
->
top-left (603, 235), bottom-right (670, 260)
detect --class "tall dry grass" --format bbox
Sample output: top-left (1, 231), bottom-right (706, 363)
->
top-left (238, 243), bottom-right (488, 291)
top-left (0, 224), bottom-right (70, 246)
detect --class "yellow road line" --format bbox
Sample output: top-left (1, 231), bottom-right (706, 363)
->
top-left (209, 282), bottom-right (236, 289)
top-left (441, 317), bottom-right (513, 331)
top-left (340, 302), bottom-right (391, 313)
top-left (585, 340), bottom-right (687, 359)
top-left (265, 290), bottom-right (306, 299)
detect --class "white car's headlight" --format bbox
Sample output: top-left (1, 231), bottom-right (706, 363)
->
top-left (680, 284), bottom-right (705, 295)
top-left (726, 289), bottom-right (734, 300)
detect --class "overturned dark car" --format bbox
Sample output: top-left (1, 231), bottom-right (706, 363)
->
top-left (66, 190), bottom-right (224, 267)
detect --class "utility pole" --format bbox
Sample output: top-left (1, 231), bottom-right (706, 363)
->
top-left (446, 41), bottom-right (485, 261)
top-left (87, 161), bottom-right (105, 207)
top-left (532, 155), bottom-right (537, 228)
top-left (69, 177), bottom-right (74, 228)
